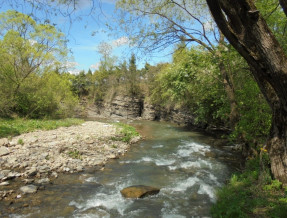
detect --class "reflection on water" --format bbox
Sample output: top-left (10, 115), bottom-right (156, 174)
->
top-left (6, 120), bottom-right (241, 218)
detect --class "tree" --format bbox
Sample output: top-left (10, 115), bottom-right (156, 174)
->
top-left (0, 10), bottom-right (73, 117)
top-left (0, 10), bottom-right (67, 96)
top-left (127, 53), bottom-right (140, 96)
top-left (115, 0), bottom-right (239, 129)
top-left (206, 0), bottom-right (287, 183)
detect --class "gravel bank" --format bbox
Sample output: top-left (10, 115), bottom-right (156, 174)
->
top-left (0, 121), bottom-right (140, 200)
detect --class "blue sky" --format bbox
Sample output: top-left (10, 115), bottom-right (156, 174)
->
top-left (0, 0), bottom-right (171, 74)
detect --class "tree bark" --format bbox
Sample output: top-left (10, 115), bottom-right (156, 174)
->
top-left (279, 0), bottom-right (287, 16)
top-left (206, 0), bottom-right (287, 183)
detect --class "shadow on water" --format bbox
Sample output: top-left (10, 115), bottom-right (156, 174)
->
top-left (2, 119), bottom-right (242, 218)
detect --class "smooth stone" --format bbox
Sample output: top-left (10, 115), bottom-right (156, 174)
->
top-left (0, 181), bottom-right (9, 186)
top-left (23, 179), bottom-right (34, 184)
top-left (36, 178), bottom-right (50, 184)
top-left (20, 185), bottom-right (38, 194)
top-left (120, 185), bottom-right (160, 199)
top-left (0, 146), bottom-right (10, 156)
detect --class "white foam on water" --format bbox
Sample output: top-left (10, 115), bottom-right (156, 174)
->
top-left (120, 156), bottom-right (176, 167)
top-left (85, 177), bottom-right (98, 183)
top-left (9, 215), bottom-right (33, 218)
top-left (168, 165), bottom-right (178, 171)
top-left (152, 144), bottom-right (164, 148)
top-left (141, 156), bottom-right (154, 162)
top-left (197, 183), bottom-right (216, 202)
top-left (70, 191), bottom-right (132, 216)
top-left (180, 161), bottom-right (201, 169)
top-left (177, 142), bottom-right (211, 157)
top-left (155, 158), bottom-right (176, 166)
top-left (161, 202), bottom-right (186, 218)
top-left (161, 214), bottom-right (186, 218)
top-left (209, 173), bottom-right (220, 186)
top-left (163, 177), bottom-right (200, 193)
top-left (138, 156), bottom-right (176, 166)
top-left (73, 210), bottom-right (110, 218)
top-left (178, 159), bottom-right (212, 170)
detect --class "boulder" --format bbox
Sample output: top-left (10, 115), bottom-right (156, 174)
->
top-left (120, 185), bottom-right (160, 199)
top-left (20, 185), bottom-right (38, 194)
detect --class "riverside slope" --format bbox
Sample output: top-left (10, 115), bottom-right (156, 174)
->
top-left (0, 121), bottom-right (140, 200)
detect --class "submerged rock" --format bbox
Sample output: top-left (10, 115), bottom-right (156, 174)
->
top-left (20, 185), bottom-right (38, 194)
top-left (120, 185), bottom-right (160, 198)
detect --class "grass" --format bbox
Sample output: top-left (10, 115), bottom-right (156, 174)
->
top-left (211, 154), bottom-right (287, 217)
top-left (0, 118), bottom-right (84, 138)
top-left (67, 149), bottom-right (82, 160)
top-left (113, 122), bottom-right (139, 143)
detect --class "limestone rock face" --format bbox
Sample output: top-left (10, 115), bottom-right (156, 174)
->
top-left (120, 185), bottom-right (160, 199)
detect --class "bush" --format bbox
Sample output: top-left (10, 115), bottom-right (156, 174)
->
top-left (13, 72), bottom-right (78, 118)
top-left (211, 156), bottom-right (287, 217)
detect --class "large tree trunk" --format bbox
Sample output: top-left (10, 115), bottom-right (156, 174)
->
top-left (206, 0), bottom-right (287, 183)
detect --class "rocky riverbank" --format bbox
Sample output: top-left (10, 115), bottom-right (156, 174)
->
top-left (0, 121), bottom-right (140, 202)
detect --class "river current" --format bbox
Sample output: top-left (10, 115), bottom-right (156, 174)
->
top-left (8, 120), bottom-right (240, 218)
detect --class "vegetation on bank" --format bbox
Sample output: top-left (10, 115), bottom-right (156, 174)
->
top-left (113, 122), bottom-right (140, 143)
top-left (211, 155), bottom-right (287, 217)
top-left (0, 118), bottom-right (84, 138)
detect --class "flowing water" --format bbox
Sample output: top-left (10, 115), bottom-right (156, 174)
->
top-left (6, 120), bottom-right (241, 218)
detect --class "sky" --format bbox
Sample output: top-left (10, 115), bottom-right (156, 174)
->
top-left (0, 0), bottom-right (171, 74)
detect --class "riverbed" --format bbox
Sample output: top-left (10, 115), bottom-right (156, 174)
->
top-left (3, 120), bottom-right (241, 217)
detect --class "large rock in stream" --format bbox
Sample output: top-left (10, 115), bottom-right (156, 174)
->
top-left (120, 185), bottom-right (160, 199)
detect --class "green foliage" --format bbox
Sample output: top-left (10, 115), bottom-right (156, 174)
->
top-left (0, 10), bottom-right (76, 118)
top-left (230, 78), bottom-right (271, 143)
top-left (71, 70), bottom-right (93, 97)
top-left (68, 149), bottom-right (82, 160)
top-left (151, 46), bottom-right (229, 126)
top-left (0, 118), bottom-right (84, 138)
top-left (212, 156), bottom-right (287, 217)
top-left (17, 138), bottom-right (24, 145)
top-left (114, 122), bottom-right (139, 143)
top-left (256, 0), bottom-right (287, 52)
top-left (264, 180), bottom-right (283, 191)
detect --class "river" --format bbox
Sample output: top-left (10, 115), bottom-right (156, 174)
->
top-left (7, 120), bottom-right (241, 218)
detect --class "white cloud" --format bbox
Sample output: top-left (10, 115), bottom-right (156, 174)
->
top-left (75, 0), bottom-right (94, 10)
top-left (111, 36), bottom-right (129, 47)
top-left (90, 63), bottom-right (100, 70)
top-left (204, 21), bottom-right (214, 32)
top-left (68, 69), bottom-right (82, 75)
top-left (64, 61), bottom-right (80, 68)
top-left (62, 61), bottom-right (81, 74)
